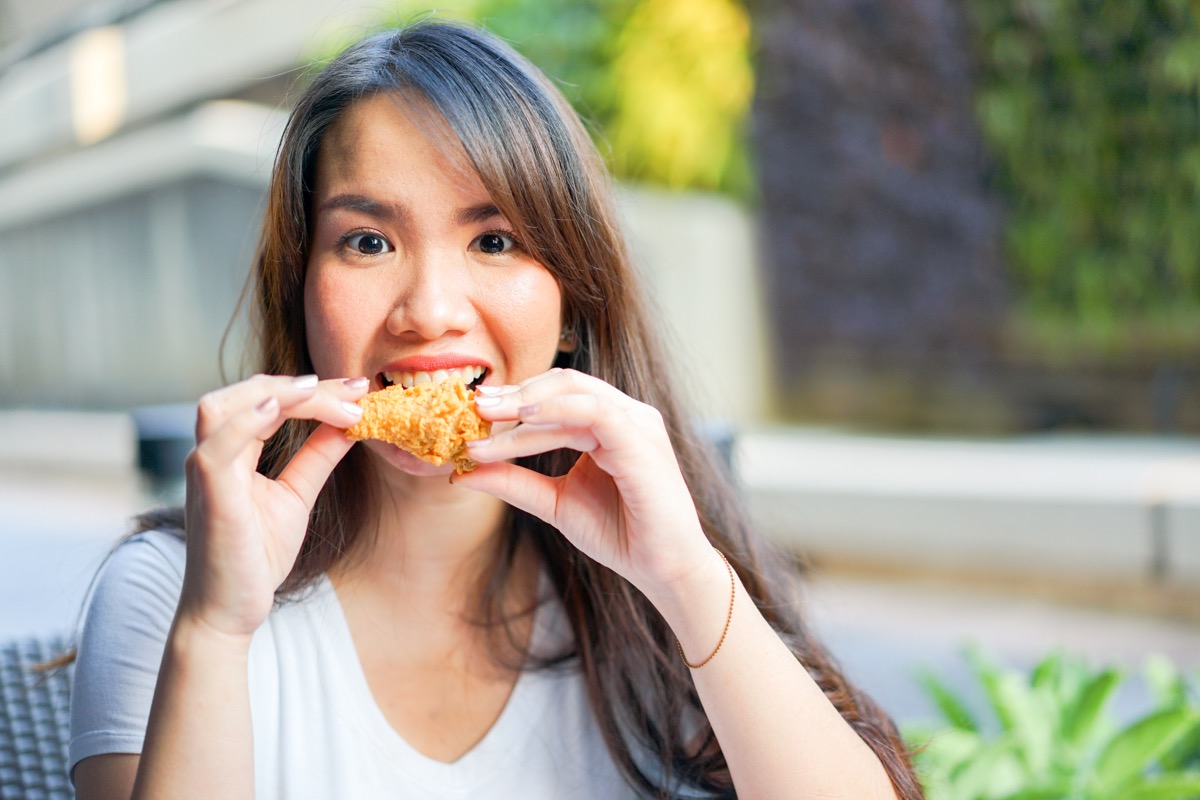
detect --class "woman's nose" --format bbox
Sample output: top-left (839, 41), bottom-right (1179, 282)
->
top-left (384, 254), bottom-right (475, 340)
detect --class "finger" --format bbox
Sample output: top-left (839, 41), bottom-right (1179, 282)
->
top-left (283, 376), bottom-right (370, 407)
top-left (192, 396), bottom-right (284, 473)
top-left (196, 374), bottom-right (322, 441)
top-left (191, 377), bottom-right (368, 474)
top-left (474, 369), bottom-right (636, 421)
top-left (451, 461), bottom-right (561, 526)
top-left (475, 395), bottom-right (670, 483)
top-left (467, 421), bottom-right (600, 463)
top-left (275, 423), bottom-right (358, 509)
top-left (506, 368), bottom-right (630, 402)
top-left (257, 377), bottom-right (369, 440)
top-left (515, 393), bottom-right (652, 454)
top-left (469, 369), bottom-right (556, 402)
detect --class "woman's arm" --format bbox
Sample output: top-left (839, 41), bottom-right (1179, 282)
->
top-left (73, 375), bottom-right (367, 800)
top-left (72, 601), bottom-right (257, 800)
top-left (131, 617), bottom-right (256, 799)
top-left (648, 549), bottom-right (898, 799)
top-left (75, 754), bottom-right (139, 800)
top-left (457, 369), bottom-right (900, 800)
top-left (70, 530), bottom-right (182, 800)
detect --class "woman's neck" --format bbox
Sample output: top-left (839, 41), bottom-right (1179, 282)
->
top-left (330, 459), bottom-right (529, 633)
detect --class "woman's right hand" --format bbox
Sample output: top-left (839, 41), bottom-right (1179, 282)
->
top-left (178, 373), bottom-right (368, 640)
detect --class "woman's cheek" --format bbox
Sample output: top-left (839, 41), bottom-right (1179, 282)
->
top-left (304, 266), bottom-right (367, 377)
top-left (484, 264), bottom-right (564, 360)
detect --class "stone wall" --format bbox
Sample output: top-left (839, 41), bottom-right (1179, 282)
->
top-left (0, 177), bottom-right (258, 409)
top-left (750, 0), bottom-right (1009, 378)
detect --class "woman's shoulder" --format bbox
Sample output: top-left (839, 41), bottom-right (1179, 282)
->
top-left (121, 527), bottom-right (186, 559)
top-left (78, 528), bottom-right (187, 634)
top-left (101, 528), bottom-right (187, 587)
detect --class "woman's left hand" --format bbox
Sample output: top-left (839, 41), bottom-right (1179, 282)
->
top-left (452, 368), bottom-right (714, 599)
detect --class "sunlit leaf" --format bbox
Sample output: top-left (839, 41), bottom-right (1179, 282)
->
top-left (1146, 654), bottom-right (1188, 710)
top-left (918, 669), bottom-right (981, 733)
top-left (967, 648), bottom-right (1015, 732)
top-left (1114, 772), bottom-right (1200, 800)
top-left (997, 788), bottom-right (1072, 800)
top-left (608, 0), bottom-right (753, 194)
top-left (996, 675), bottom-right (1055, 776)
top-left (1092, 708), bottom-right (1200, 791)
top-left (1063, 667), bottom-right (1122, 748)
top-left (948, 740), bottom-right (1027, 800)
top-left (915, 727), bottom-right (987, 772)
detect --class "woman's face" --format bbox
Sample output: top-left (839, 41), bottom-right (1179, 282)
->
top-left (304, 94), bottom-right (565, 476)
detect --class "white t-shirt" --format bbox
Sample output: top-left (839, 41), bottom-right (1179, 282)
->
top-left (69, 530), bottom-right (634, 798)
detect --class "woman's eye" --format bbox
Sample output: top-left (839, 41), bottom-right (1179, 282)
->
top-left (343, 232), bottom-right (391, 255)
top-left (472, 231), bottom-right (518, 255)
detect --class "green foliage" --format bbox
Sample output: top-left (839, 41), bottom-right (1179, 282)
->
top-left (967, 0), bottom-right (1200, 349)
top-left (477, 0), bottom-right (755, 195)
top-left (906, 650), bottom-right (1200, 800)
top-left (316, 0), bottom-right (754, 196)
top-left (473, 0), bottom-right (630, 127)
top-left (605, 0), bottom-right (754, 193)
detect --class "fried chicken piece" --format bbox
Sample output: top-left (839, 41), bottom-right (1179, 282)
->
top-left (344, 378), bottom-right (491, 473)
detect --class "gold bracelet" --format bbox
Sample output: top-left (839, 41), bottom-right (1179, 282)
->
top-left (676, 547), bottom-right (735, 669)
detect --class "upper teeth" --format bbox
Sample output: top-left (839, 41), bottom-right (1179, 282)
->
top-left (383, 365), bottom-right (486, 389)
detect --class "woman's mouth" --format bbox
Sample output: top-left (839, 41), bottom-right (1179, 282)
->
top-left (379, 365), bottom-right (488, 391)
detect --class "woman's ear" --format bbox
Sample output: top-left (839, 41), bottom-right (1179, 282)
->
top-left (558, 326), bottom-right (578, 353)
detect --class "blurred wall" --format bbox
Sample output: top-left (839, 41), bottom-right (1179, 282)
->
top-left (619, 187), bottom-right (772, 426)
top-left (0, 176), bottom-right (259, 408)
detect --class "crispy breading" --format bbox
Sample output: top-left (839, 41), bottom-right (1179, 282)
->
top-left (344, 378), bottom-right (491, 473)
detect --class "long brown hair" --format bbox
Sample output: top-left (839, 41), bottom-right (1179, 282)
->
top-left (154, 20), bottom-right (921, 799)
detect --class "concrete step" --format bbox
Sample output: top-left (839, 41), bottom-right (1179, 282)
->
top-left (738, 427), bottom-right (1200, 587)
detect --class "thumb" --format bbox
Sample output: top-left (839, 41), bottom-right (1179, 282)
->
top-left (276, 423), bottom-right (357, 509)
top-left (453, 461), bottom-right (560, 527)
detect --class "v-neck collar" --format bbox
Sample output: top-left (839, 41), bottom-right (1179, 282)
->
top-left (315, 573), bottom-right (552, 792)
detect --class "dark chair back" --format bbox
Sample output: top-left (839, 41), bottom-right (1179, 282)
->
top-left (0, 636), bottom-right (74, 800)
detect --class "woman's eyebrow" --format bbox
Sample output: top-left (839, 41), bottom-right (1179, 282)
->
top-left (316, 196), bottom-right (500, 227)
top-left (318, 193), bottom-right (408, 223)
top-left (456, 203), bottom-right (503, 226)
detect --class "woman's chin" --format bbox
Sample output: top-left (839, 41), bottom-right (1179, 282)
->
top-left (364, 441), bottom-right (457, 478)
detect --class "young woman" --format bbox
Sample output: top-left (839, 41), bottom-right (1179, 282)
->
top-left (69, 20), bottom-right (922, 800)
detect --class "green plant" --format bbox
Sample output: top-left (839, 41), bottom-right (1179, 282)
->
top-left (478, 0), bottom-right (755, 195)
top-left (966, 0), bottom-right (1200, 353)
top-left (905, 650), bottom-right (1200, 799)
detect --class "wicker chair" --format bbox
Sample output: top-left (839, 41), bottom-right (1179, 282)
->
top-left (0, 636), bottom-right (74, 800)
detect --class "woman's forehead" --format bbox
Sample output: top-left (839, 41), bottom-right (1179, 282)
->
top-left (313, 93), bottom-right (481, 198)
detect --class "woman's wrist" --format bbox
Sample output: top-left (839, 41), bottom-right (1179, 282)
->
top-left (168, 608), bottom-right (257, 661)
top-left (642, 545), bottom-right (738, 664)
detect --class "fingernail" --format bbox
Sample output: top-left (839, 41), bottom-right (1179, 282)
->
top-left (466, 436), bottom-right (492, 448)
top-left (475, 395), bottom-right (502, 407)
top-left (256, 397), bottom-right (279, 415)
top-left (476, 384), bottom-right (519, 396)
top-left (343, 377), bottom-right (369, 390)
top-left (518, 403), bottom-right (541, 418)
top-left (293, 374), bottom-right (319, 389)
top-left (475, 384), bottom-right (505, 396)
top-left (342, 401), bottom-right (363, 417)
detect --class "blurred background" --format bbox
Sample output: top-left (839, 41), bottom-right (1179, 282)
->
top-left (2, 0), bottom-right (1200, 791)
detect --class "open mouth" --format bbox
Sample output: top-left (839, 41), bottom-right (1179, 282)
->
top-left (379, 365), bottom-right (488, 392)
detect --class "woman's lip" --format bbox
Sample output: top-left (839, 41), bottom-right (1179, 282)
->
top-left (378, 355), bottom-right (493, 373)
